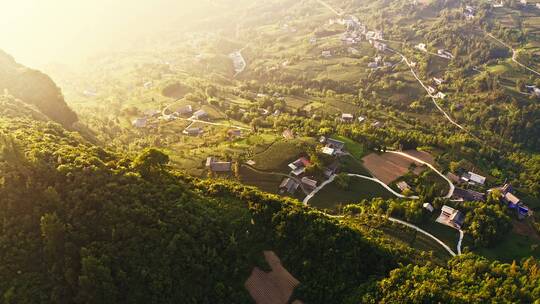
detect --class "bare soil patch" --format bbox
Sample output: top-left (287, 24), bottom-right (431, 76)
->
top-left (362, 152), bottom-right (424, 184)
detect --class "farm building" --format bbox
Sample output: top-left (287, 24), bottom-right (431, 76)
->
top-left (423, 203), bottom-right (434, 212)
top-left (321, 137), bottom-right (345, 156)
top-left (461, 172), bottom-right (486, 185)
top-left (341, 113), bottom-right (354, 123)
top-left (288, 157), bottom-right (311, 176)
top-left (301, 177), bottom-right (318, 189)
top-left (228, 129), bottom-right (242, 138)
top-left (132, 118), bottom-right (147, 128)
top-left (452, 188), bottom-right (485, 202)
top-left (206, 157), bottom-right (232, 172)
top-left (183, 127), bottom-right (203, 136)
top-left (436, 205), bottom-right (464, 229)
top-left (191, 109), bottom-right (207, 120)
top-left (282, 129), bottom-right (294, 139)
top-left (279, 178), bottom-right (299, 194)
top-left (175, 105), bottom-right (193, 115)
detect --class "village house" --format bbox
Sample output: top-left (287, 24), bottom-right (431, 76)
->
top-left (452, 188), bottom-right (485, 202)
top-left (321, 137), bottom-right (345, 156)
top-left (132, 118), bottom-right (147, 128)
top-left (288, 157), bottom-right (311, 176)
top-left (144, 109), bottom-right (161, 117)
top-left (423, 203), bottom-right (434, 212)
top-left (434, 92), bottom-right (446, 99)
top-left (282, 129), bottom-right (294, 139)
top-left (357, 116), bottom-right (365, 123)
top-left (371, 121), bottom-right (383, 128)
top-left (427, 86), bottom-right (436, 94)
top-left (368, 62), bottom-right (379, 69)
top-left (437, 49), bottom-right (453, 59)
top-left (493, 2), bottom-right (504, 8)
top-left (321, 50), bottom-right (332, 58)
top-left (495, 184), bottom-right (531, 219)
top-left (228, 129), bottom-right (242, 139)
top-left (436, 205), bottom-right (465, 229)
top-left (415, 43), bottom-right (427, 52)
top-left (191, 109), bottom-right (208, 120)
top-left (373, 41), bottom-right (387, 52)
top-left (301, 177), bottom-right (318, 189)
top-left (183, 127), bottom-right (203, 136)
top-left (279, 178), bottom-right (300, 194)
top-left (341, 113), bottom-right (354, 123)
top-left (461, 171), bottom-right (486, 185)
top-left (309, 37), bottom-right (317, 44)
top-left (206, 157), bottom-right (232, 172)
top-left (433, 77), bottom-right (444, 85)
top-left (175, 105), bottom-right (193, 116)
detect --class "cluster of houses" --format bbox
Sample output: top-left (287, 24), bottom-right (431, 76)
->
top-left (368, 55), bottom-right (392, 69)
top-left (337, 112), bottom-right (381, 127)
top-left (279, 157), bottom-right (319, 195)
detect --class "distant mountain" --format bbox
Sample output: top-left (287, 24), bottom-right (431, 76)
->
top-left (0, 50), bottom-right (77, 127)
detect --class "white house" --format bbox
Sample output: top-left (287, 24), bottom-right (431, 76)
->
top-left (415, 43), bottom-right (427, 52)
top-left (132, 118), bottom-right (147, 128)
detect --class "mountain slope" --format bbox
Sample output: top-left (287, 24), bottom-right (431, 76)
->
top-left (0, 50), bottom-right (77, 127)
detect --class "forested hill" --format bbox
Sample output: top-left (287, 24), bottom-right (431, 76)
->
top-left (0, 97), bottom-right (399, 303)
top-left (0, 50), bottom-right (77, 127)
top-left (1, 94), bottom-right (539, 303)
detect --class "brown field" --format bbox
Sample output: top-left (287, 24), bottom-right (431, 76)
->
top-left (245, 251), bottom-right (300, 304)
top-left (403, 149), bottom-right (435, 165)
top-left (361, 152), bottom-right (424, 184)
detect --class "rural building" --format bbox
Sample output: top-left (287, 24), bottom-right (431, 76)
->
top-left (301, 177), bottom-right (318, 189)
top-left (433, 77), bottom-right (444, 85)
top-left (279, 178), bottom-right (299, 194)
top-left (434, 92), bottom-right (446, 99)
top-left (321, 50), bottom-right (332, 58)
top-left (341, 113), bottom-right (354, 123)
top-left (368, 62), bottom-right (378, 68)
top-left (324, 162), bottom-right (339, 178)
top-left (321, 138), bottom-right (345, 156)
top-left (192, 109), bottom-right (208, 120)
top-left (423, 203), bottom-right (434, 212)
top-left (496, 184), bottom-right (530, 219)
top-left (371, 121), bottom-right (383, 128)
top-left (282, 129), bottom-right (294, 139)
top-left (228, 129), bottom-right (242, 139)
top-left (206, 157), bottom-right (232, 172)
top-left (245, 251), bottom-right (300, 304)
top-left (309, 37), bottom-right (317, 44)
top-left (415, 43), bottom-right (427, 52)
top-left (175, 105), bottom-right (193, 115)
top-left (132, 118), bottom-right (147, 128)
top-left (357, 116), bottom-right (365, 123)
top-left (427, 86), bottom-right (436, 94)
top-left (396, 181), bottom-right (411, 192)
top-left (183, 127), bottom-right (203, 136)
top-left (144, 109), bottom-right (160, 117)
top-left (437, 49), bottom-right (453, 59)
top-left (436, 205), bottom-right (464, 229)
top-left (452, 188), bottom-right (485, 202)
top-left (461, 171), bottom-right (486, 185)
top-left (288, 157), bottom-right (311, 176)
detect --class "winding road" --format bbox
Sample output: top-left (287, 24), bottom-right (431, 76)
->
top-left (486, 33), bottom-right (540, 77)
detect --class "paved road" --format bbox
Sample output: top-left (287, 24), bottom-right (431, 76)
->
top-left (457, 229), bottom-right (464, 255)
top-left (329, 214), bottom-right (457, 257)
top-left (486, 33), bottom-right (540, 77)
top-left (387, 47), bottom-right (468, 132)
top-left (386, 150), bottom-right (455, 198)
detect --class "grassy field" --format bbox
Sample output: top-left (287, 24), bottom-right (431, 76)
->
top-left (251, 137), bottom-right (316, 172)
top-left (239, 166), bottom-right (283, 194)
top-left (331, 134), bottom-right (366, 160)
top-left (309, 176), bottom-right (395, 210)
top-left (474, 231), bottom-right (540, 262)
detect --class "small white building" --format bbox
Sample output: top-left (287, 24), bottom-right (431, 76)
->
top-left (357, 116), bottom-right (366, 123)
top-left (132, 118), bottom-right (147, 128)
top-left (321, 51), bottom-right (332, 58)
top-left (423, 203), bottom-right (434, 212)
top-left (341, 113), bottom-right (354, 123)
top-left (434, 92), bottom-right (446, 99)
top-left (461, 171), bottom-right (486, 185)
top-left (415, 43), bottom-right (427, 52)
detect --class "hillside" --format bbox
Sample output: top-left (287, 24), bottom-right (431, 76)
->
top-left (0, 92), bottom-right (539, 303)
top-left (0, 50), bottom-right (78, 127)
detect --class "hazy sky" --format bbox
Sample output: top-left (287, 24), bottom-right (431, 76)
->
top-left (0, 0), bottom-right (214, 67)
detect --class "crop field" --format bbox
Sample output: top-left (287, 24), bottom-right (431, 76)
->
top-left (309, 176), bottom-right (394, 210)
top-left (362, 152), bottom-right (424, 184)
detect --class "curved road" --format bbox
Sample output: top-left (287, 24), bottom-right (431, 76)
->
top-left (486, 33), bottom-right (540, 77)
